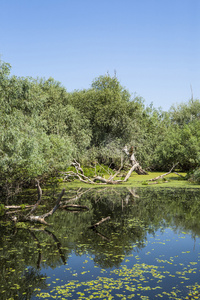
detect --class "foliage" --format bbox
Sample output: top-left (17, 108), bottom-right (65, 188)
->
top-left (69, 74), bottom-right (145, 147)
top-left (0, 60), bottom-right (90, 195)
top-left (0, 58), bottom-right (200, 195)
top-left (187, 168), bottom-right (200, 184)
top-left (169, 99), bottom-right (200, 126)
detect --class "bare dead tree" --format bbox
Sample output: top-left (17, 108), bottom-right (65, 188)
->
top-left (62, 146), bottom-right (147, 185)
top-left (9, 182), bottom-right (65, 225)
top-left (122, 146), bottom-right (148, 176)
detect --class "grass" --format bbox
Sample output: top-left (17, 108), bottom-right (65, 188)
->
top-left (62, 172), bottom-right (200, 189)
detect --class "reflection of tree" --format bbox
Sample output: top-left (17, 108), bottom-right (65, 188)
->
top-left (0, 225), bottom-right (68, 300)
top-left (17, 267), bottom-right (47, 300)
top-left (1, 187), bottom-right (200, 298)
top-left (0, 261), bottom-right (47, 300)
top-left (44, 229), bottom-right (66, 265)
top-left (29, 230), bottom-right (42, 269)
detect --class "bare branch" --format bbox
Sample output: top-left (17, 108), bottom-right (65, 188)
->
top-left (41, 189), bottom-right (65, 219)
top-left (122, 146), bottom-right (148, 175)
top-left (148, 163), bottom-right (179, 182)
top-left (10, 187), bottom-right (65, 226)
top-left (123, 163), bottom-right (139, 182)
top-left (5, 205), bottom-right (34, 209)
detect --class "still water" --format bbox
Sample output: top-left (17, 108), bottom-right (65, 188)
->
top-left (0, 187), bottom-right (200, 299)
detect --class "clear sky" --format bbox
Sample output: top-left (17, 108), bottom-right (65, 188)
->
top-left (0, 0), bottom-right (199, 111)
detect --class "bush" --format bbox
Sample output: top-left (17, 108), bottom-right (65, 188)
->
top-left (187, 168), bottom-right (200, 184)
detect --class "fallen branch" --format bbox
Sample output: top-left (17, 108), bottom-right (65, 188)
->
top-left (89, 216), bottom-right (111, 229)
top-left (11, 186), bottom-right (65, 225)
top-left (123, 162), bottom-right (139, 182)
top-left (63, 146), bottom-right (148, 186)
top-left (40, 188), bottom-right (65, 219)
top-left (148, 163), bottom-right (179, 182)
top-left (93, 175), bottom-right (122, 184)
top-left (173, 172), bottom-right (185, 179)
top-left (5, 205), bottom-right (34, 210)
top-left (63, 167), bottom-right (123, 185)
top-left (71, 159), bottom-right (84, 174)
top-left (61, 204), bottom-right (89, 210)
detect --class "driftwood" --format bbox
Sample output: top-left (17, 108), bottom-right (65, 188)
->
top-left (5, 207), bottom-right (35, 215)
top-left (71, 159), bottom-right (84, 174)
top-left (89, 216), bottom-right (111, 229)
top-left (62, 163), bottom-right (123, 185)
top-left (123, 163), bottom-right (139, 182)
top-left (93, 175), bottom-right (122, 184)
top-left (63, 146), bottom-right (147, 185)
top-left (173, 172), bottom-right (185, 179)
top-left (10, 181), bottom-right (65, 225)
top-left (5, 205), bottom-right (34, 210)
top-left (148, 163), bottom-right (179, 182)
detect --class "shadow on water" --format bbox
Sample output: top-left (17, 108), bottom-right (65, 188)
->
top-left (0, 187), bottom-right (200, 299)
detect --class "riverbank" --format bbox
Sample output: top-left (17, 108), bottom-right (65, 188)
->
top-left (62, 172), bottom-right (200, 189)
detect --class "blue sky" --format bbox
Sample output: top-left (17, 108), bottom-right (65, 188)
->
top-left (0, 0), bottom-right (199, 111)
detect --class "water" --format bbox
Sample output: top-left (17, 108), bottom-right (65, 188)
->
top-left (0, 187), bottom-right (200, 299)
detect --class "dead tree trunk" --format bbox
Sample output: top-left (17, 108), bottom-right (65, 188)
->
top-left (62, 146), bottom-right (147, 185)
top-left (122, 146), bottom-right (148, 176)
top-left (10, 182), bottom-right (65, 225)
top-left (62, 161), bottom-right (123, 185)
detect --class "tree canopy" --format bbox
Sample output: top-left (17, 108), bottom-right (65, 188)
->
top-left (0, 59), bottom-right (200, 194)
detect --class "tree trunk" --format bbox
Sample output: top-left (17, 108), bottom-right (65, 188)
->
top-left (122, 146), bottom-right (148, 175)
top-left (62, 146), bottom-right (147, 186)
top-left (10, 183), bottom-right (65, 225)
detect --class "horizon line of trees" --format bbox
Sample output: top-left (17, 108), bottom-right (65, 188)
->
top-left (0, 59), bottom-right (200, 195)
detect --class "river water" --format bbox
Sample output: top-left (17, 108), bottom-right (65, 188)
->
top-left (0, 187), bottom-right (200, 299)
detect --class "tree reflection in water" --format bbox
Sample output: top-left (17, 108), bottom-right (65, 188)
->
top-left (0, 187), bottom-right (200, 299)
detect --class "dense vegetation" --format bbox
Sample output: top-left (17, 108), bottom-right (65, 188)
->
top-left (0, 59), bottom-right (200, 195)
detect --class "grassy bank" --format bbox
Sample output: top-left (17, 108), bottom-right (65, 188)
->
top-left (62, 172), bottom-right (200, 189)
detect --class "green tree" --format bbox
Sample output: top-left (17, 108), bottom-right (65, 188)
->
top-left (170, 99), bottom-right (200, 126)
top-left (70, 74), bottom-right (145, 147)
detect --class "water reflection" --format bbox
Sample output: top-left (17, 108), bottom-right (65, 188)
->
top-left (0, 187), bottom-right (200, 299)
